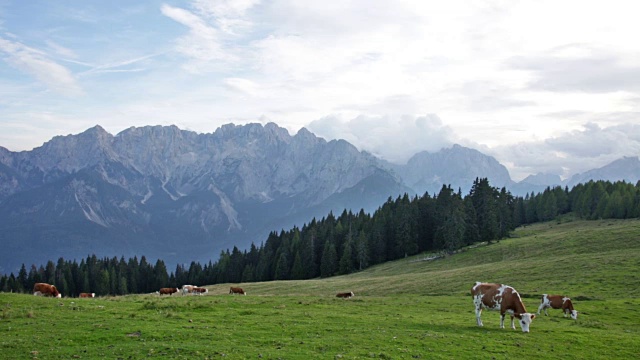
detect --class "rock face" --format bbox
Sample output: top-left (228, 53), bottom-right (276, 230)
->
top-left (387, 144), bottom-right (513, 196)
top-left (0, 123), bottom-right (410, 272)
top-left (565, 156), bottom-right (640, 188)
top-left (2, 122), bottom-right (631, 272)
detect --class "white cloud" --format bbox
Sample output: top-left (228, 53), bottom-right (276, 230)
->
top-left (0, 36), bottom-right (82, 95)
top-left (160, 4), bottom-right (237, 73)
top-left (191, 0), bottom-right (260, 35)
top-left (491, 123), bottom-right (640, 181)
top-left (308, 114), bottom-right (455, 163)
top-left (2, 0), bottom-right (640, 182)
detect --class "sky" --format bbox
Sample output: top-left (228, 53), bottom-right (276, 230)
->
top-left (1, 0), bottom-right (639, 181)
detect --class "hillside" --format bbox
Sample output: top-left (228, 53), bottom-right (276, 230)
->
top-left (210, 218), bottom-right (640, 299)
top-left (1, 218), bottom-right (639, 359)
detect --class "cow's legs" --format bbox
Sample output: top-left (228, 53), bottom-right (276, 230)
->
top-left (475, 307), bottom-right (483, 326)
top-left (537, 303), bottom-right (545, 315)
top-left (473, 296), bottom-right (484, 327)
top-left (500, 313), bottom-right (506, 329)
top-left (510, 315), bottom-right (516, 330)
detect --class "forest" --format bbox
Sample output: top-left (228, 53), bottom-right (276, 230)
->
top-left (1, 179), bottom-right (639, 296)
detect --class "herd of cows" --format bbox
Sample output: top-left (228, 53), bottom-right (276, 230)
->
top-left (30, 281), bottom-right (577, 333)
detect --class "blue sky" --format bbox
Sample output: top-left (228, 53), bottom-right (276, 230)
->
top-left (1, 0), bottom-right (639, 180)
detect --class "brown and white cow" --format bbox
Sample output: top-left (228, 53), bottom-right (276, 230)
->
top-left (159, 287), bottom-right (179, 295)
top-left (33, 283), bottom-right (61, 298)
top-left (192, 287), bottom-right (208, 295)
top-left (229, 287), bottom-right (246, 295)
top-left (336, 291), bottom-right (354, 299)
top-left (471, 282), bottom-right (536, 333)
top-left (181, 285), bottom-right (196, 295)
top-left (79, 292), bottom-right (95, 298)
top-left (538, 294), bottom-right (578, 320)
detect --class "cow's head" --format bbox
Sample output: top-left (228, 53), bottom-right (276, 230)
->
top-left (517, 313), bottom-right (535, 333)
top-left (52, 286), bottom-right (62, 298)
top-left (570, 310), bottom-right (578, 320)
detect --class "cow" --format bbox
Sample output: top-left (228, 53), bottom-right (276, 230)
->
top-left (336, 291), bottom-right (354, 299)
top-left (159, 287), bottom-right (179, 295)
top-left (229, 287), bottom-right (246, 295)
top-left (471, 282), bottom-right (536, 333)
top-left (79, 292), bottom-right (95, 298)
top-left (33, 283), bottom-right (61, 298)
top-left (537, 294), bottom-right (578, 320)
top-left (192, 287), bottom-right (208, 295)
top-left (181, 285), bottom-right (196, 295)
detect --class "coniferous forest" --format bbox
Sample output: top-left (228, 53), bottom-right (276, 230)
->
top-left (2, 179), bottom-right (639, 296)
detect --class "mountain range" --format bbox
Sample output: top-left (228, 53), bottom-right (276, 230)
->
top-left (1, 123), bottom-right (638, 273)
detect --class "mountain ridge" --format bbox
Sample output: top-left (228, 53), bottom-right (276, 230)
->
top-left (0, 123), bottom-right (637, 273)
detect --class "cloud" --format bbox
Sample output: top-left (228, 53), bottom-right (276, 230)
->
top-left (510, 51), bottom-right (640, 94)
top-left (308, 114), bottom-right (455, 163)
top-left (0, 36), bottom-right (82, 95)
top-left (191, 0), bottom-right (260, 35)
top-left (544, 122), bottom-right (638, 157)
top-left (161, 4), bottom-right (236, 73)
top-left (455, 80), bottom-right (536, 112)
top-left (78, 53), bottom-right (160, 77)
top-left (491, 122), bottom-right (640, 181)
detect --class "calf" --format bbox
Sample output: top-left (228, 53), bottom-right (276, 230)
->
top-left (336, 291), bottom-right (354, 299)
top-left (33, 283), bottom-right (61, 298)
top-left (79, 292), bottom-right (95, 298)
top-left (159, 287), bottom-right (179, 295)
top-left (538, 294), bottom-right (578, 320)
top-left (229, 287), bottom-right (246, 295)
top-left (471, 282), bottom-right (536, 333)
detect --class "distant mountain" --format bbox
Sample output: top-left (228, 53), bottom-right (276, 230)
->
top-left (566, 156), bottom-right (640, 187)
top-left (387, 144), bottom-right (512, 196)
top-left (521, 173), bottom-right (563, 186)
top-left (509, 173), bottom-right (563, 196)
top-left (508, 157), bottom-right (640, 196)
top-left (0, 123), bottom-right (411, 273)
top-left (1, 123), bottom-right (636, 273)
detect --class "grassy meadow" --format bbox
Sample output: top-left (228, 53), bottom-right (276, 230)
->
top-left (1, 218), bottom-right (639, 359)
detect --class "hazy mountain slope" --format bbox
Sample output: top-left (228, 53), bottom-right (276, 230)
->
top-left (388, 144), bottom-right (513, 195)
top-left (1, 123), bottom-right (634, 273)
top-left (566, 156), bottom-right (640, 187)
top-left (0, 123), bottom-right (406, 273)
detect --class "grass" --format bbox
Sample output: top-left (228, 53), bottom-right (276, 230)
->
top-left (1, 218), bottom-right (639, 359)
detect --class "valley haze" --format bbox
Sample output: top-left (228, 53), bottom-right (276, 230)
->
top-left (0, 123), bottom-right (638, 274)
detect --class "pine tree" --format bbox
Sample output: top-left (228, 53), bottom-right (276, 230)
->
top-left (290, 252), bottom-right (305, 280)
top-left (355, 231), bottom-right (369, 270)
top-left (320, 241), bottom-right (338, 278)
top-left (17, 264), bottom-right (28, 293)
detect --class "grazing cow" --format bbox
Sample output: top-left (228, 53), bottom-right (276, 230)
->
top-left (336, 291), bottom-right (355, 299)
top-left (229, 287), bottom-right (246, 295)
top-left (192, 287), bottom-right (208, 295)
top-left (33, 283), bottom-right (61, 298)
top-left (159, 287), bottom-right (179, 296)
top-left (538, 294), bottom-right (578, 320)
top-left (181, 285), bottom-right (196, 295)
top-left (79, 293), bottom-right (95, 298)
top-left (471, 282), bottom-right (536, 333)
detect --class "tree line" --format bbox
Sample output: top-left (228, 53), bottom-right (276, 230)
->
top-left (2, 179), bottom-right (639, 296)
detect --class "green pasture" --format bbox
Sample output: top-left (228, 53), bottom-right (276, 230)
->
top-left (1, 218), bottom-right (639, 359)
